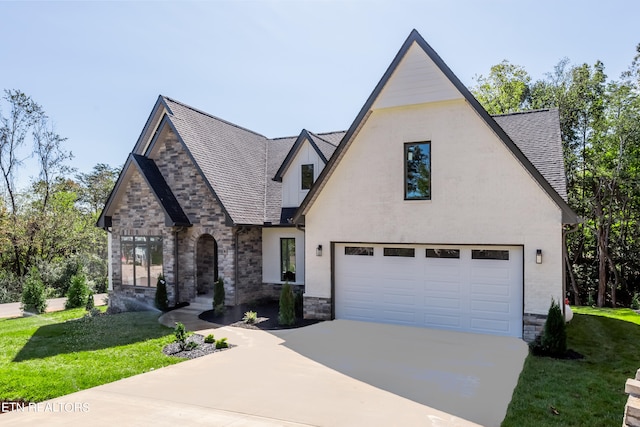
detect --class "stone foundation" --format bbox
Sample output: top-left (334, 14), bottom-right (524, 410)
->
top-left (523, 313), bottom-right (547, 342)
top-left (108, 288), bottom-right (159, 312)
top-left (303, 296), bottom-right (332, 320)
top-left (261, 283), bottom-right (304, 301)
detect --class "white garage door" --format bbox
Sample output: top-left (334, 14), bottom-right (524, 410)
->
top-left (335, 244), bottom-right (523, 337)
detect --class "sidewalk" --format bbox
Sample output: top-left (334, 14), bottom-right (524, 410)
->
top-left (0, 293), bottom-right (108, 319)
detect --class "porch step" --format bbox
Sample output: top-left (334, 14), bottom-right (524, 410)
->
top-left (189, 295), bottom-right (213, 311)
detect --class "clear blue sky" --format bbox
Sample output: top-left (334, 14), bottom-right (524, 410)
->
top-left (1, 0), bottom-right (637, 186)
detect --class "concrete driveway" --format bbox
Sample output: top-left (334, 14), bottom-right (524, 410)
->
top-left (1, 316), bottom-right (527, 427)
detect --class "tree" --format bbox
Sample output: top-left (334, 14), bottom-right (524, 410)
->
top-left (76, 163), bottom-right (120, 216)
top-left (472, 61), bottom-right (531, 114)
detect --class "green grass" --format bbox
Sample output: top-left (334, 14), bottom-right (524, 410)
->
top-left (502, 308), bottom-right (640, 426)
top-left (0, 308), bottom-right (182, 402)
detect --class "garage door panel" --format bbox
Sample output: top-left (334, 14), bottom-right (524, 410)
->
top-left (471, 300), bottom-right (510, 314)
top-left (425, 313), bottom-right (461, 328)
top-left (424, 296), bottom-right (461, 309)
top-left (471, 283), bottom-right (511, 297)
top-left (382, 309), bottom-right (416, 323)
top-left (383, 292), bottom-right (416, 305)
top-left (335, 243), bottom-right (523, 338)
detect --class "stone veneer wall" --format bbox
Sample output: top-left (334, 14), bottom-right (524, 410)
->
top-left (235, 226), bottom-right (263, 304)
top-left (523, 313), bottom-right (547, 342)
top-left (109, 168), bottom-right (175, 310)
top-left (261, 283), bottom-right (304, 301)
top-left (151, 130), bottom-right (235, 305)
top-left (304, 296), bottom-right (332, 320)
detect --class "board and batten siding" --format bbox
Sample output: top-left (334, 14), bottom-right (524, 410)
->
top-left (304, 99), bottom-right (564, 316)
top-left (373, 42), bottom-right (463, 110)
top-left (281, 139), bottom-right (324, 208)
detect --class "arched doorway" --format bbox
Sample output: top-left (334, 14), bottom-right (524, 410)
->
top-left (196, 234), bottom-right (218, 295)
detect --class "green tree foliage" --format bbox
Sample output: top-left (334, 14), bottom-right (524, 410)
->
top-left (475, 47), bottom-right (640, 308)
top-left (278, 282), bottom-right (296, 326)
top-left (21, 267), bottom-right (47, 314)
top-left (65, 273), bottom-right (89, 309)
top-left (472, 60), bottom-right (532, 114)
top-left (0, 91), bottom-right (117, 302)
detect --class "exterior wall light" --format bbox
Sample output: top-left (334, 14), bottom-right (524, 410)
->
top-left (536, 249), bottom-right (542, 264)
top-left (316, 244), bottom-right (323, 256)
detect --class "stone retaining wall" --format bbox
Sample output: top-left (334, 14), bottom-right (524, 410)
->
top-left (624, 369), bottom-right (640, 427)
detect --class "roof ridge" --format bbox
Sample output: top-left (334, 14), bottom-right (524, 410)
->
top-left (308, 131), bottom-right (339, 147)
top-left (491, 108), bottom-right (554, 118)
top-left (162, 95), bottom-right (268, 139)
top-left (270, 129), bottom-right (346, 142)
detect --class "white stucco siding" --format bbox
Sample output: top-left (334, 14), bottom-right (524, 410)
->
top-left (282, 140), bottom-right (325, 207)
top-left (373, 42), bottom-right (463, 110)
top-left (262, 227), bottom-right (305, 284)
top-left (304, 100), bottom-right (564, 315)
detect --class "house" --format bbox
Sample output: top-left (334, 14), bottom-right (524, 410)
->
top-left (97, 30), bottom-right (578, 341)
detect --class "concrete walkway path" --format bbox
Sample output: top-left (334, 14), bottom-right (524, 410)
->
top-left (2, 305), bottom-right (527, 426)
top-left (0, 293), bottom-right (108, 319)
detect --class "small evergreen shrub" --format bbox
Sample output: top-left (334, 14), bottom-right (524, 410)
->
top-left (86, 290), bottom-right (95, 311)
top-left (21, 268), bottom-right (47, 314)
top-left (631, 292), bottom-right (640, 310)
top-left (243, 311), bottom-right (258, 324)
top-left (278, 282), bottom-right (296, 326)
top-left (213, 277), bottom-right (225, 308)
top-left (204, 334), bottom-right (215, 344)
top-left (65, 273), bottom-right (89, 309)
top-left (155, 275), bottom-right (169, 311)
top-left (531, 298), bottom-right (567, 358)
top-left (214, 304), bottom-right (226, 317)
top-left (215, 337), bottom-right (229, 349)
top-left (174, 322), bottom-right (190, 351)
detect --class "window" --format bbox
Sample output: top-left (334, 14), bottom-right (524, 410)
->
top-left (426, 248), bottom-right (460, 259)
top-left (301, 164), bottom-right (314, 190)
top-left (472, 249), bottom-right (509, 260)
top-left (405, 142), bottom-right (431, 200)
top-left (345, 246), bottom-right (374, 256)
top-left (280, 238), bottom-right (296, 281)
top-left (121, 236), bottom-right (163, 287)
top-left (383, 247), bottom-right (415, 257)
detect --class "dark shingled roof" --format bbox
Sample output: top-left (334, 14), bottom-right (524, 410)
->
top-left (493, 109), bottom-right (568, 202)
top-left (161, 97), bottom-right (343, 225)
top-left (131, 154), bottom-right (191, 227)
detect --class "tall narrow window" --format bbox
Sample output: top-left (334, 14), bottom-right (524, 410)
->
top-left (121, 236), bottom-right (163, 287)
top-left (301, 164), bottom-right (314, 190)
top-left (405, 142), bottom-right (431, 200)
top-left (280, 238), bottom-right (296, 282)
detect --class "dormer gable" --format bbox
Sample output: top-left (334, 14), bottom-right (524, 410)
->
top-left (274, 129), bottom-right (338, 208)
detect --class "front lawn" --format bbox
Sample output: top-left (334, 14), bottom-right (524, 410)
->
top-left (502, 308), bottom-right (640, 426)
top-left (0, 308), bottom-right (182, 402)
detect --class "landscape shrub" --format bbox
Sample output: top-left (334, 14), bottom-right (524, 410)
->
top-left (21, 268), bottom-right (47, 314)
top-left (204, 334), bottom-right (215, 344)
top-left (65, 273), bottom-right (89, 309)
top-left (86, 290), bottom-right (95, 310)
top-left (213, 277), bottom-right (225, 308)
top-left (214, 304), bottom-right (226, 316)
top-left (632, 292), bottom-right (640, 310)
top-left (155, 275), bottom-right (168, 311)
top-left (215, 337), bottom-right (229, 349)
top-left (0, 271), bottom-right (22, 304)
top-left (531, 298), bottom-right (567, 357)
top-left (243, 311), bottom-right (258, 324)
top-left (278, 282), bottom-right (296, 326)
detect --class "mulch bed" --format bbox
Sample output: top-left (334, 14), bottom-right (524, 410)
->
top-left (162, 333), bottom-right (234, 359)
top-left (198, 300), bottom-right (321, 330)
